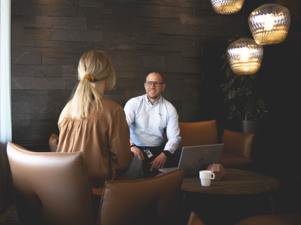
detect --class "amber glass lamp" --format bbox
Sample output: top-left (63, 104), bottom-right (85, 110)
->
top-left (210, 0), bottom-right (245, 15)
top-left (248, 4), bottom-right (291, 45)
top-left (227, 38), bottom-right (263, 75)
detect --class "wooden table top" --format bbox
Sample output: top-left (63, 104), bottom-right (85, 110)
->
top-left (181, 168), bottom-right (281, 195)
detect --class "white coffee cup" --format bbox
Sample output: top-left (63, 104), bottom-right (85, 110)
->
top-left (199, 170), bottom-right (215, 186)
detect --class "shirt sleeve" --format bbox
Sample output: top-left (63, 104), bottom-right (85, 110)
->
top-left (123, 98), bottom-right (136, 128)
top-left (164, 105), bottom-right (181, 154)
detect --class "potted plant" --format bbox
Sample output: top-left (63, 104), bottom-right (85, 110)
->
top-left (220, 41), bottom-right (268, 134)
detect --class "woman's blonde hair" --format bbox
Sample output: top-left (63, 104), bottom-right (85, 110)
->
top-left (71, 50), bottom-right (116, 119)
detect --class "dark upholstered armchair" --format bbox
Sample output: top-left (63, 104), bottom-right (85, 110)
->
top-left (178, 120), bottom-right (219, 149)
top-left (7, 142), bottom-right (94, 225)
top-left (178, 120), bottom-right (254, 168)
top-left (220, 129), bottom-right (254, 168)
top-left (97, 169), bottom-right (185, 225)
top-left (7, 141), bottom-right (184, 225)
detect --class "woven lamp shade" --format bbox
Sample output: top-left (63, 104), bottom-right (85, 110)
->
top-left (248, 4), bottom-right (291, 45)
top-left (227, 38), bottom-right (263, 75)
top-left (210, 0), bottom-right (244, 15)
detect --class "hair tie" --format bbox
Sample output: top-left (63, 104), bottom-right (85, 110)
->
top-left (83, 74), bottom-right (95, 82)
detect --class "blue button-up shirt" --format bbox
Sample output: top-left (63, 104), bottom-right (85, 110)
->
top-left (124, 94), bottom-right (181, 154)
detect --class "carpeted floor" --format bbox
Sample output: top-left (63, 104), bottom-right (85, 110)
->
top-left (0, 204), bottom-right (20, 225)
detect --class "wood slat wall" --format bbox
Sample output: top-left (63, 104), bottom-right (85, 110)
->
top-left (11, 0), bottom-right (301, 159)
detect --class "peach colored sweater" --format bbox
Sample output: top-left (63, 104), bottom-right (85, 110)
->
top-left (57, 97), bottom-right (133, 188)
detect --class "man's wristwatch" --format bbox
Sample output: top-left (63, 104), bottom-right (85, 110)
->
top-left (163, 150), bottom-right (171, 158)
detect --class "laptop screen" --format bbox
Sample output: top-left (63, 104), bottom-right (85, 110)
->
top-left (178, 144), bottom-right (224, 177)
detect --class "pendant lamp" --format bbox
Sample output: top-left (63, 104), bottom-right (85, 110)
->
top-left (210, 0), bottom-right (245, 15)
top-left (248, 4), bottom-right (291, 45)
top-left (227, 38), bottom-right (263, 75)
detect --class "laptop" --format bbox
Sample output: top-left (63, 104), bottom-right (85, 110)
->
top-left (160, 143), bottom-right (224, 177)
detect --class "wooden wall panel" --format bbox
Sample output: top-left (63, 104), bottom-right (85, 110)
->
top-left (11, 0), bottom-right (301, 158)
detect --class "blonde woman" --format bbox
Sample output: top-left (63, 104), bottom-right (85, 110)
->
top-left (56, 50), bottom-right (133, 192)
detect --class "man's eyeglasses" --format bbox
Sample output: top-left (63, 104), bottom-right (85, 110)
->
top-left (145, 81), bottom-right (163, 87)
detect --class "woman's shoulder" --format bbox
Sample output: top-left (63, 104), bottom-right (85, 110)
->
top-left (101, 97), bottom-right (123, 109)
top-left (58, 100), bottom-right (72, 122)
top-left (97, 97), bottom-right (126, 120)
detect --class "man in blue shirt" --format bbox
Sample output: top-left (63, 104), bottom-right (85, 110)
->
top-left (124, 72), bottom-right (181, 177)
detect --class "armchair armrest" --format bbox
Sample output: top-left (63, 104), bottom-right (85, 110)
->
top-left (49, 133), bottom-right (59, 152)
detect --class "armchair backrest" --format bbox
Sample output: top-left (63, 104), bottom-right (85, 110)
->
top-left (179, 120), bottom-right (219, 149)
top-left (222, 129), bottom-right (254, 158)
top-left (98, 169), bottom-right (185, 225)
top-left (7, 142), bottom-right (94, 225)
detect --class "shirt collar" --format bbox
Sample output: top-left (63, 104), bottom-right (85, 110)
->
top-left (143, 94), bottom-right (163, 105)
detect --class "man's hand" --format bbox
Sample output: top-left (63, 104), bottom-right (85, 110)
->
top-left (130, 146), bottom-right (144, 161)
top-left (150, 152), bottom-right (167, 171)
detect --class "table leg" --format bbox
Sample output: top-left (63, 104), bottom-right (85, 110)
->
top-left (270, 192), bottom-right (277, 214)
